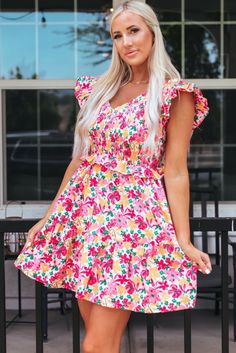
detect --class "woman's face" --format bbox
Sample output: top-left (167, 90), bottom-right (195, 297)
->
top-left (111, 11), bottom-right (154, 68)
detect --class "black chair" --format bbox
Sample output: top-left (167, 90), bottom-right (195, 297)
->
top-left (4, 231), bottom-right (32, 326)
top-left (4, 230), bottom-right (73, 341)
top-left (189, 185), bottom-right (236, 341)
top-left (42, 287), bottom-right (72, 341)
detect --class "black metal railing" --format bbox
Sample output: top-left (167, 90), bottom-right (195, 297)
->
top-left (0, 217), bottom-right (235, 353)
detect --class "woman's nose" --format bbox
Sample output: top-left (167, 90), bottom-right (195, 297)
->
top-left (123, 34), bottom-right (133, 46)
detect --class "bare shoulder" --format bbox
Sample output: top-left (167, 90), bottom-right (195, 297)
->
top-left (170, 90), bottom-right (195, 117)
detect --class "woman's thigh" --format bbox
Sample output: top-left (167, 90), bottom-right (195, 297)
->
top-left (83, 302), bottom-right (131, 350)
top-left (77, 298), bottom-right (94, 330)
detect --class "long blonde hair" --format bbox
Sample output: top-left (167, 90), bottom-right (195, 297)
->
top-left (72, 0), bottom-right (180, 159)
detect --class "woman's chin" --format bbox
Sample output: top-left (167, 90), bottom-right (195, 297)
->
top-left (123, 57), bottom-right (146, 67)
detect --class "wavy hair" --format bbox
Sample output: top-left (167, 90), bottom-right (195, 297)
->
top-left (72, 0), bottom-right (180, 159)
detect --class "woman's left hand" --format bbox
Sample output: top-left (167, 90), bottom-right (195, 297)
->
top-left (178, 241), bottom-right (212, 275)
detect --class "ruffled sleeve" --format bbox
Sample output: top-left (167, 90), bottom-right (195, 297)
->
top-left (74, 75), bottom-right (98, 108)
top-left (161, 79), bottom-right (209, 131)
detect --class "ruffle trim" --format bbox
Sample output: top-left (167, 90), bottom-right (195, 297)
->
top-left (74, 75), bottom-right (98, 108)
top-left (162, 79), bottom-right (209, 131)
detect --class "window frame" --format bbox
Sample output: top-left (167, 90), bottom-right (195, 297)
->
top-left (1, 0), bottom-right (236, 209)
top-left (1, 78), bottom-right (236, 207)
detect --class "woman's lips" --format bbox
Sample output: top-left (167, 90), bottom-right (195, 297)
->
top-left (125, 50), bottom-right (138, 57)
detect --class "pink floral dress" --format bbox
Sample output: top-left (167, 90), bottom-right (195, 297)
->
top-left (15, 75), bottom-right (209, 313)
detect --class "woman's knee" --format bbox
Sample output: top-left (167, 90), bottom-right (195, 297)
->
top-left (81, 339), bottom-right (94, 353)
top-left (82, 335), bottom-right (119, 353)
top-left (82, 339), bottom-right (112, 353)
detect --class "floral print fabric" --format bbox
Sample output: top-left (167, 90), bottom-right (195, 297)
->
top-left (15, 75), bottom-right (209, 313)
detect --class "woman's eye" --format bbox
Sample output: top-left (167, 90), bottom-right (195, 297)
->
top-left (113, 28), bottom-right (139, 39)
top-left (131, 28), bottom-right (139, 33)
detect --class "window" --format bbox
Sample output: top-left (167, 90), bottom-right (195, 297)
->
top-left (6, 89), bottom-right (76, 200)
top-left (146, 0), bottom-right (236, 201)
top-left (1, 0), bottom-right (236, 202)
top-left (0, 0), bottom-right (112, 79)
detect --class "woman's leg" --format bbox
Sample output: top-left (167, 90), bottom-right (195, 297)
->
top-left (81, 302), bottom-right (131, 353)
top-left (78, 299), bottom-right (94, 331)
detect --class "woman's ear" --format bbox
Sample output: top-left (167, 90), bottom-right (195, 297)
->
top-left (152, 33), bottom-right (155, 45)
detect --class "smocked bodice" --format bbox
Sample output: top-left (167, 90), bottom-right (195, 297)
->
top-left (74, 76), bottom-right (209, 180)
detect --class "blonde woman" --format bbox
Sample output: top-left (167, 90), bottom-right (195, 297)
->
top-left (15, 1), bottom-right (212, 352)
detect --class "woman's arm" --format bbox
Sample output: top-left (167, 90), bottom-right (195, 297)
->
top-left (163, 91), bottom-right (212, 275)
top-left (25, 156), bottom-right (82, 247)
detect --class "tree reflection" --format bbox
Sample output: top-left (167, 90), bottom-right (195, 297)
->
top-left (185, 25), bottom-right (221, 78)
top-left (70, 14), bottom-right (221, 77)
top-left (0, 66), bottom-right (37, 80)
top-left (76, 23), bottom-right (112, 65)
top-left (75, 11), bottom-right (113, 65)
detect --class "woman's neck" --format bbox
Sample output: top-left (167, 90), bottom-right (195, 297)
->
top-left (130, 65), bottom-right (149, 83)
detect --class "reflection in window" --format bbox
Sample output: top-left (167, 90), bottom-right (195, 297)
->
top-left (224, 147), bottom-right (236, 200)
top-left (223, 90), bottom-right (236, 143)
top-left (40, 90), bottom-right (75, 132)
top-left (76, 12), bottom-right (112, 77)
top-left (224, 25), bottom-right (236, 78)
top-left (185, 25), bottom-right (221, 78)
top-left (188, 89), bottom-right (236, 201)
top-left (224, 0), bottom-right (236, 20)
top-left (185, 0), bottom-right (220, 21)
top-left (6, 90), bottom-right (37, 200)
top-left (0, 0), bottom-right (35, 23)
top-left (191, 90), bottom-right (220, 145)
top-left (147, 0), bottom-right (181, 21)
top-left (188, 145), bottom-right (222, 202)
top-left (0, 26), bottom-right (36, 79)
top-left (188, 90), bottom-right (222, 197)
top-left (0, 0), bottom-right (34, 10)
top-left (38, 0), bottom-right (74, 22)
top-left (6, 90), bottom-right (76, 201)
top-left (0, 2), bottom-right (113, 79)
top-left (161, 25), bottom-right (181, 75)
top-left (39, 25), bottom-right (75, 79)
top-left (6, 90), bottom-right (37, 132)
top-left (77, 0), bottom-right (112, 12)
top-left (5, 87), bottom-right (236, 201)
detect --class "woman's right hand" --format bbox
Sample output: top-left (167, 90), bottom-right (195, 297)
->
top-left (25, 217), bottom-right (48, 248)
top-left (179, 241), bottom-right (212, 275)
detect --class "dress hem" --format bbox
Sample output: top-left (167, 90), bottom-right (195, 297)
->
top-left (15, 262), bottom-right (197, 315)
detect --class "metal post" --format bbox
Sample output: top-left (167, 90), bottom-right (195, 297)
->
top-left (146, 314), bottom-right (154, 353)
top-left (221, 230), bottom-right (229, 353)
top-left (0, 232), bottom-right (6, 353)
top-left (35, 282), bottom-right (44, 353)
top-left (72, 294), bottom-right (80, 353)
top-left (18, 269), bottom-right (22, 317)
top-left (184, 309), bottom-right (191, 353)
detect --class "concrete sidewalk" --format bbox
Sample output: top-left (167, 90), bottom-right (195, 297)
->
top-left (6, 309), bottom-right (235, 353)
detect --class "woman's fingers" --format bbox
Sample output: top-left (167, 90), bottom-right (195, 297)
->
top-left (198, 252), bottom-right (212, 274)
top-left (25, 227), bottom-right (36, 247)
top-left (182, 243), bottom-right (212, 275)
top-left (24, 218), bottom-right (47, 248)
top-left (197, 258), bottom-right (208, 274)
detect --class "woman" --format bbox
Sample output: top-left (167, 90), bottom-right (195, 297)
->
top-left (15, 1), bottom-right (212, 352)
